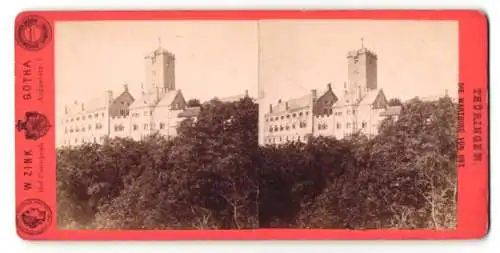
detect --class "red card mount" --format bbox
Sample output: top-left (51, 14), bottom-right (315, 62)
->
top-left (14, 10), bottom-right (488, 240)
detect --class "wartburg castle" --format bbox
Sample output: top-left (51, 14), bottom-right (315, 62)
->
top-left (257, 42), bottom-right (402, 145)
top-left (60, 41), bottom-right (403, 147)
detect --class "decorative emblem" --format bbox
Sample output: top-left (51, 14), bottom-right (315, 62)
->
top-left (16, 111), bottom-right (51, 141)
top-left (16, 199), bottom-right (52, 236)
top-left (15, 15), bottom-right (52, 51)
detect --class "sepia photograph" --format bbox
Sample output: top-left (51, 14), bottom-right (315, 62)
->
top-left (55, 19), bottom-right (458, 230)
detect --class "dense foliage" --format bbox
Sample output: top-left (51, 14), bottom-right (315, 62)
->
top-left (57, 96), bottom-right (457, 230)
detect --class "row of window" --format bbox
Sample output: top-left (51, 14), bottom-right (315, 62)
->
top-left (129, 104), bottom-right (182, 118)
top-left (265, 108), bottom-right (358, 123)
top-left (318, 122), bottom-right (328, 130)
top-left (118, 122), bottom-right (168, 132)
top-left (334, 109), bottom-right (357, 116)
top-left (265, 111), bottom-right (309, 122)
top-left (267, 120), bottom-right (369, 134)
top-left (265, 135), bottom-right (307, 144)
top-left (66, 112), bottom-right (105, 123)
top-left (65, 123), bottom-right (103, 133)
top-left (119, 108), bottom-right (130, 116)
top-left (63, 136), bottom-right (106, 145)
top-left (268, 121), bottom-right (307, 133)
top-left (114, 124), bottom-right (125, 132)
top-left (65, 121), bottom-right (173, 134)
top-left (317, 121), bottom-right (368, 131)
top-left (131, 111), bottom-right (153, 118)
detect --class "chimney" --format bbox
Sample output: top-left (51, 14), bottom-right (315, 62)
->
top-left (124, 84), bottom-right (129, 92)
top-left (269, 104), bottom-right (273, 113)
top-left (81, 103), bottom-right (85, 111)
top-left (106, 90), bottom-right (113, 104)
top-left (311, 89), bottom-right (318, 102)
top-left (285, 101), bottom-right (289, 110)
top-left (327, 83), bottom-right (332, 91)
top-left (244, 89), bottom-right (249, 97)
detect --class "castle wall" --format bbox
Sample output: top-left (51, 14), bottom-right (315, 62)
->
top-left (129, 105), bottom-right (154, 141)
top-left (109, 115), bottom-right (131, 139)
top-left (153, 105), bottom-right (183, 139)
top-left (262, 107), bottom-right (313, 145)
top-left (61, 107), bottom-right (110, 146)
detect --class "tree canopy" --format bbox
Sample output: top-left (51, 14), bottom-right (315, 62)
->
top-left (57, 96), bottom-right (456, 229)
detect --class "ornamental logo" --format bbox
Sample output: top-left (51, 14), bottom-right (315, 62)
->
top-left (15, 15), bottom-right (52, 51)
top-left (16, 111), bottom-right (51, 141)
top-left (16, 199), bottom-right (52, 236)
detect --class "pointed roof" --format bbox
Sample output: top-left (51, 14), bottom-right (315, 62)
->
top-left (131, 91), bottom-right (159, 108)
top-left (66, 90), bottom-right (112, 114)
top-left (333, 93), bottom-right (354, 107)
top-left (359, 89), bottom-right (385, 106)
top-left (130, 89), bottom-right (182, 108)
top-left (157, 90), bottom-right (183, 107)
top-left (333, 88), bottom-right (385, 107)
top-left (85, 98), bottom-right (110, 111)
top-left (316, 83), bottom-right (338, 101)
top-left (111, 85), bottom-right (135, 104)
top-left (271, 94), bottom-right (312, 113)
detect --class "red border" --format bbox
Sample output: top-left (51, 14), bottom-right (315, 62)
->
top-left (15, 10), bottom-right (489, 240)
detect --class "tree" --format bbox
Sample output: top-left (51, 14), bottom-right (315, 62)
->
top-left (387, 98), bottom-right (403, 106)
top-left (178, 96), bottom-right (259, 229)
top-left (57, 97), bottom-right (260, 229)
top-left (187, 99), bottom-right (201, 107)
top-left (294, 96), bottom-right (457, 229)
top-left (57, 95), bottom-right (456, 230)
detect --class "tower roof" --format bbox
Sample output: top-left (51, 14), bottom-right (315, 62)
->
top-left (347, 37), bottom-right (378, 59)
top-left (144, 37), bottom-right (175, 59)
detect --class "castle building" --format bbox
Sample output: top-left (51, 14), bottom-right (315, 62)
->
top-left (60, 44), bottom-right (196, 147)
top-left (259, 43), bottom-right (402, 145)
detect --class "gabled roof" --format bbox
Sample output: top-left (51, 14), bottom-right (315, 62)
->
top-left (333, 88), bottom-right (385, 107)
top-left (131, 91), bottom-right (159, 108)
top-left (112, 89), bottom-right (134, 103)
top-left (331, 93), bottom-right (350, 107)
top-left (130, 89), bottom-right (181, 108)
top-left (271, 94), bottom-right (312, 113)
top-left (359, 89), bottom-right (384, 106)
top-left (157, 90), bottom-right (182, 107)
top-left (84, 96), bottom-right (110, 111)
top-left (66, 91), bottom-right (111, 115)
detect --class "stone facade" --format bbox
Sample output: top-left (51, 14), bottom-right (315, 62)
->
top-left (59, 45), bottom-right (197, 147)
top-left (259, 45), bottom-right (402, 145)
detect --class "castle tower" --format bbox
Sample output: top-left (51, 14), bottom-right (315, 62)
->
top-left (144, 38), bottom-right (176, 94)
top-left (346, 38), bottom-right (378, 101)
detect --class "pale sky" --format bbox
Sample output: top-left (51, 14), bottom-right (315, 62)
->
top-left (260, 20), bottom-right (458, 105)
top-left (55, 20), bottom-right (458, 140)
